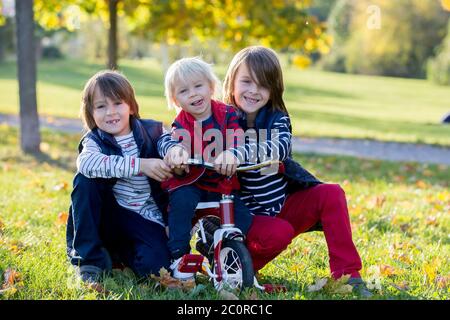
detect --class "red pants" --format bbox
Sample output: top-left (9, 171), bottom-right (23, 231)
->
top-left (246, 184), bottom-right (362, 279)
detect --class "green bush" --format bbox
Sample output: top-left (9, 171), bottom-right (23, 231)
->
top-left (42, 45), bottom-right (64, 59)
top-left (322, 0), bottom-right (450, 79)
top-left (427, 20), bottom-right (450, 86)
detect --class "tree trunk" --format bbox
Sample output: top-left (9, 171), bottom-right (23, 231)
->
top-left (15, 0), bottom-right (41, 154)
top-left (0, 25), bottom-right (5, 63)
top-left (107, 0), bottom-right (118, 69)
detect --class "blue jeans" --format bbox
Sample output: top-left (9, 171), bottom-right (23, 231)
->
top-left (167, 185), bottom-right (253, 259)
top-left (66, 173), bottom-right (171, 278)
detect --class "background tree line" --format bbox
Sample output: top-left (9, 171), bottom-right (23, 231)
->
top-left (320, 0), bottom-right (450, 83)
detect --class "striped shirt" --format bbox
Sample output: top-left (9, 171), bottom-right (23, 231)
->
top-left (236, 114), bottom-right (292, 216)
top-left (76, 132), bottom-right (164, 226)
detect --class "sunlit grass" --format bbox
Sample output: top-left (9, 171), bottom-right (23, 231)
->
top-left (0, 125), bottom-right (448, 300)
top-left (1, 58), bottom-right (449, 145)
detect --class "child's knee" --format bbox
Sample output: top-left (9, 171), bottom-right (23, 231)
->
top-left (247, 216), bottom-right (294, 254)
top-left (319, 183), bottom-right (345, 198)
top-left (72, 173), bottom-right (108, 195)
top-left (273, 219), bottom-right (294, 249)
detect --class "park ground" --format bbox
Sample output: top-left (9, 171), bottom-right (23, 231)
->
top-left (0, 59), bottom-right (449, 300)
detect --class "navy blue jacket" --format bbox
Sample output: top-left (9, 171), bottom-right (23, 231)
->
top-left (238, 105), bottom-right (322, 193)
top-left (77, 117), bottom-right (169, 217)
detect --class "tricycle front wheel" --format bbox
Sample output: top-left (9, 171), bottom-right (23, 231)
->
top-left (214, 239), bottom-right (254, 291)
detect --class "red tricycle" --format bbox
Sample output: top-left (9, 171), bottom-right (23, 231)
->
top-left (174, 158), bottom-right (286, 293)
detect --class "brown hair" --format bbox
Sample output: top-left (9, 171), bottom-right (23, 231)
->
top-left (223, 46), bottom-right (288, 114)
top-left (80, 70), bottom-right (140, 130)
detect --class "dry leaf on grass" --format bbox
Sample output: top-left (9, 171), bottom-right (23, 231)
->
top-left (219, 289), bottom-right (239, 300)
top-left (307, 278), bottom-right (327, 292)
top-left (425, 216), bottom-right (438, 226)
top-left (87, 282), bottom-right (110, 295)
top-left (151, 267), bottom-right (196, 291)
top-left (0, 269), bottom-right (22, 296)
top-left (392, 281), bottom-right (410, 291)
top-left (327, 275), bottom-right (353, 295)
top-left (53, 182), bottom-right (69, 191)
top-left (307, 276), bottom-right (353, 295)
top-left (2, 268), bottom-right (21, 288)
top-left (436, 275), bottom-right (450, 289)
top-left (57, 212), bottom-right (69, 225)
top-left (367, 195), bottom-right (386, 209)
top-left (380, 264), bottom-right (397, 277)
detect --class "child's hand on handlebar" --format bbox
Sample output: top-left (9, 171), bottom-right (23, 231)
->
top-left (214, 150), bottom-right (239, 176)
top-left (164, 145), bottom-right (190, 174)
top-left (139, 158), bottom-right (173, 182)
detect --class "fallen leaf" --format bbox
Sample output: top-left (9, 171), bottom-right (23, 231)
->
top-left (307, 278), bottom-right (327, 292)
top-left (87, 282), bottom-right (110, 295)
top-left (53, 182), bottom-right (68, 191)
top-left (415, 180), bottom-right (427, 189)
top-left (219, 289), bottom-right (239, 300)
top-left (366, 277), bottom-right (382, 291)
top-left (380, 265), bottom-right (397, 277)
top-left (367, 195), bottom-right (386, 209)
top-left (57, 212), bottom-right (69, 225)
top-left (392, 281), bottom-right (410, 291)
top-left (331, 283), bottom-right (353, 294)
top-left (326, 275), bottom-right (353, 295)
top-left (436, 275), bottom-right (449, 289)
top-left (425, 216), bottom-right (438, 226)
top-left (396, 253), bottom-right (412, 265)
top-left (151, 267), bottom-right (196, 292)
top-left (2, 269), bottom-right (21, 289)
top-left (14, 220), bottom-right (27, 228)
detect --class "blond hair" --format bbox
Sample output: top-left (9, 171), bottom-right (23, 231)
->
top-left (164, 57), bottom-right (221, 110)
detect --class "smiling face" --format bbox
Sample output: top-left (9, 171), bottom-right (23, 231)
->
top-left (172, 75), bottom-right (214, 121)
top-left (233, 62), bottom-right (270, 120)
top-left (92, 85), bottom-right (133, 137)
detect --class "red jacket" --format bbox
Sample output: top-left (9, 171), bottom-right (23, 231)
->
top-left (162, 100), bottom-right (241, 194)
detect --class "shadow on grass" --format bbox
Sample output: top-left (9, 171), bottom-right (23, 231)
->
top-left (29, 151), bottom-right (74, 172)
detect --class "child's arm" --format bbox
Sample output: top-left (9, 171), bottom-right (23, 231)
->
top-left (77, 137), bottom-right (173, 181)
top-left (230, 114), bottom-right (292, 164)
top-left (156, 126), bottom-right (180, 158)
top-left (77, 137), bottom-right (140, 179)
top-left (214, 108), bottom-right (241, 176)
top-left (157, 126), bottom-right (190, 175)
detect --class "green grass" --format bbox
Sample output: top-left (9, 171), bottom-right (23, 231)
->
top-left (1, 58), bottom-right (449, 146)
top-left (0, 125), bottom-right (448, 300)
